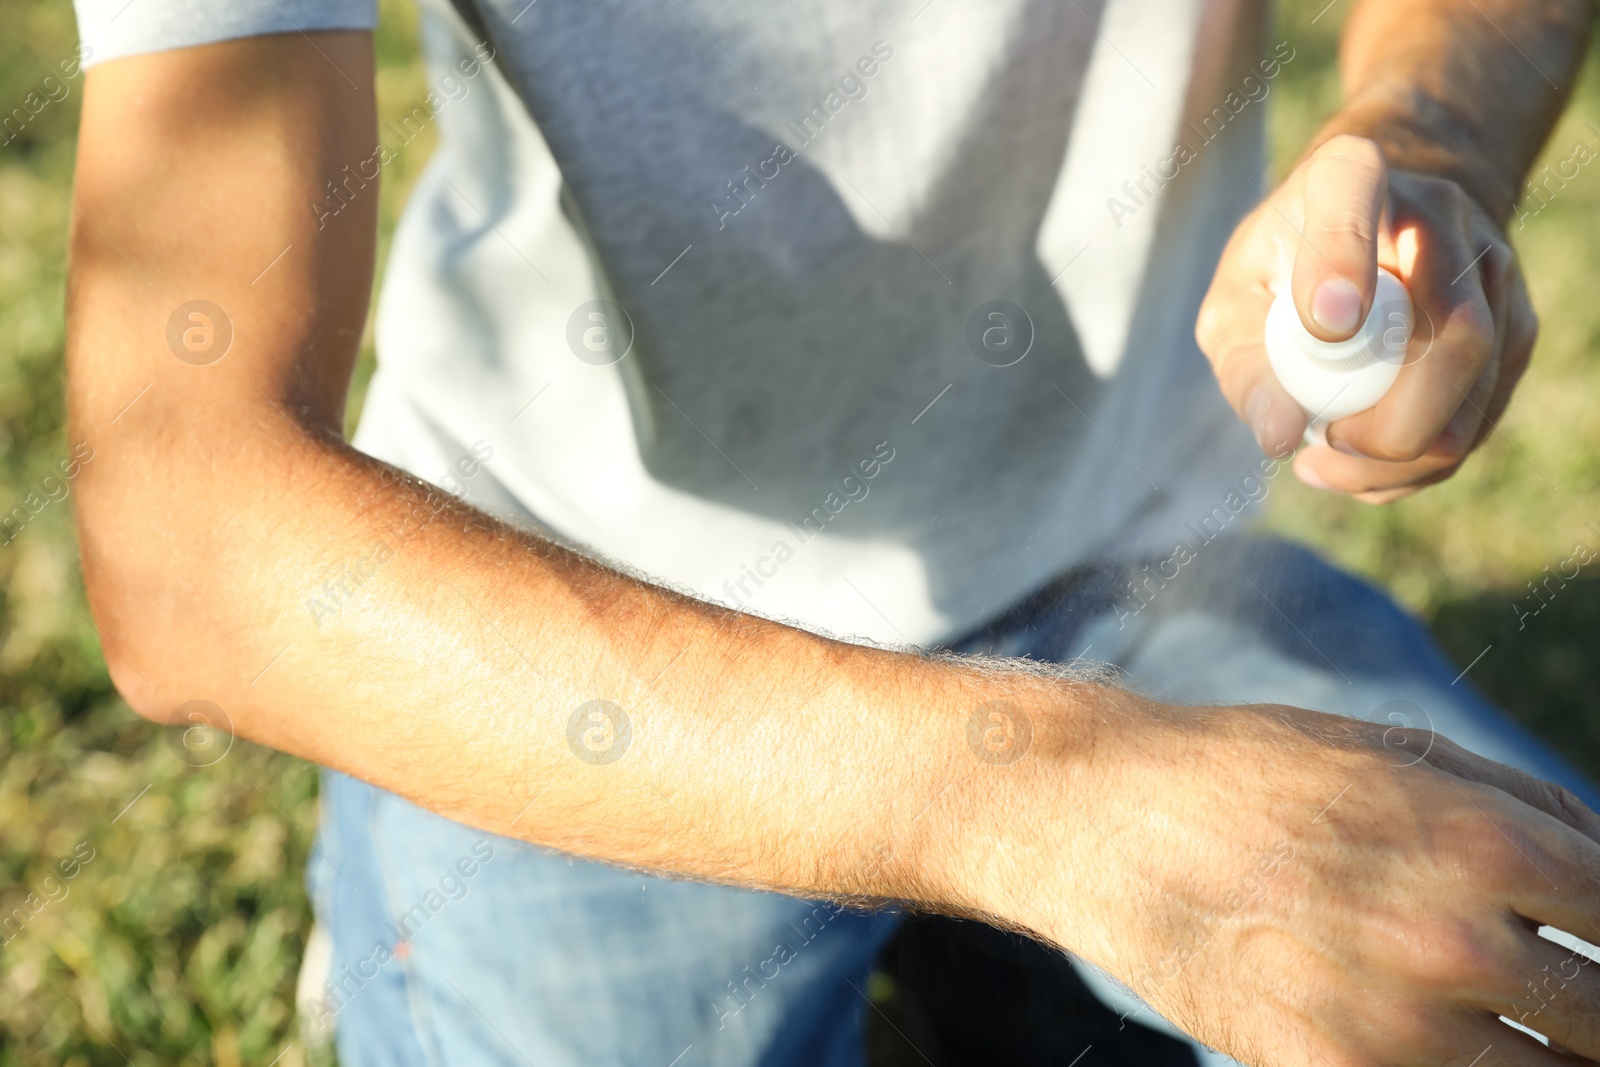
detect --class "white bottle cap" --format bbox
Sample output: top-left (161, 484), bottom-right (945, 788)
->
top-left (1265, 267), bottom-right (1412, 426)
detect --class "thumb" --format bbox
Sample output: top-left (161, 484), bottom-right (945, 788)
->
top-left (1292, 135), bottom-right (1389, 343)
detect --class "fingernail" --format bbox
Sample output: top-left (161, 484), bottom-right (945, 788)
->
top-left (1311, 279), bottom-right (1363, 336)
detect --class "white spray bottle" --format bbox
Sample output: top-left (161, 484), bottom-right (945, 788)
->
top-left (1265, 267), bottom-right (1413, 446)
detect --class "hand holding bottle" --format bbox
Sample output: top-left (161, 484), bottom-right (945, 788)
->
top-left (1195, 134), bottom-right (1537, 503)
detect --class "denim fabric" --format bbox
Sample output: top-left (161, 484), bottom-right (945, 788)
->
top-left (309, 536), bottom-right (1596, 1065)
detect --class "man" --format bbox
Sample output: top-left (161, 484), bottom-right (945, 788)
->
top-left (65, 0), bottom-right (1600, 1063)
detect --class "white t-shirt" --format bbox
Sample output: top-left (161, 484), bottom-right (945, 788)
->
top-left (76, 0), bottom-right (1276, 645)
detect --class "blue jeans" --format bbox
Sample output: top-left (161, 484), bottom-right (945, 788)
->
top-left (307, 536), bottom-right (1599, 1066)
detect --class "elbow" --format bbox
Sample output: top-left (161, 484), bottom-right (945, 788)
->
top-left (74, 472), bottom-right (193, 726)
top-left (77, 525), bottom-right (171, 725)
top-left (101, 644), bottom-right (168, 726)
top-left (73, 441), bottom-right (288, 748)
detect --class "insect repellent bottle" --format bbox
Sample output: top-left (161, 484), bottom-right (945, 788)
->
top-left (1265, 267), bottom-right (1413, 445)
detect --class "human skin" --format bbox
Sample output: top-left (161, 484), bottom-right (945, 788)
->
top-left (65, 6), bottom-right (1600, 1067)
top-left (1198, 0), bottom-right (1590, 503)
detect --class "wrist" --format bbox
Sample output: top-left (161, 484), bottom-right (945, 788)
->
top-left (911, 665), bottom-right (1160, 949)
top-left (1311, 84), bottom-right (1518, 227)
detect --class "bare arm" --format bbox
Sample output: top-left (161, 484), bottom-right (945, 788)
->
top-left (71, 30), bottom-right (1600, 1067)
top-left (66, 32), bottom-right (1071, 911)
top-left (1333, 0), bottom-right (1590, 225)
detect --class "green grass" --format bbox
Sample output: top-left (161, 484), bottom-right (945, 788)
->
top-left (1, 2), bottom-right (1598, 1063)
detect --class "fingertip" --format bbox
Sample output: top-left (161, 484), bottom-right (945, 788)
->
top-left (1293, 457), bottom-right (1329, 490)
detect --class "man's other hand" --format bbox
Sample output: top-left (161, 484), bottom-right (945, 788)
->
top-left (1003, 699), bottom-right (1600, 1067)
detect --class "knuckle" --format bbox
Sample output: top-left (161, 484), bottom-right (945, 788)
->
top-left (1409, 176), bottom-right (1470, 219)
top-left (1316, 133), bottom-right (1385, 169)
top-left (1424, 173), bottom-right (1460, 197)
top-left (1511, 309), bottom-right (1540, 360)
top-left (1442, 806), bottom-right (1552, 889)
top-left (1427, 328), bottom-right (1493, 389)
top-left (1382, 1001), bottom-right (1452, 1060)
top-left (1419, 732), bottom-right (1470, 767)
top-left (1422, 918), bottom-right (1505, 987)
top-left (1361, 430), bottom-right (1430, 464)
top-left (1433, 417), bottom-right (1478, 462)
top-left (1392, 174), bottom-right (1457, 220)
top-left (1452, 816), bottom-right (1512, 867)
top-left (1430, 434), bottom-right (1472, 467)
top-left (1485, 242), bottom-right (1517, 288)
top-left (1312, 211), bottom-right (1378, 246)
top-left (1387, 725), bottom-right (1438, 762)
top-left (1544, 780), bottom-right (1596, 829)
top-left (1453, 302), bottom-right (1498, 354)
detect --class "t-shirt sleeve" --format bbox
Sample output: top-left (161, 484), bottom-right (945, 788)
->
top-left (74, 0), bottom-right (377, 68)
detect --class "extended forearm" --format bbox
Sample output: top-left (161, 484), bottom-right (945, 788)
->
top-left (66, 30), bottom-right (1129, 944)
top-left (73, 399), bottom-right (1123, 919)
top-left (1320, 0), bottom-right (1591, 223)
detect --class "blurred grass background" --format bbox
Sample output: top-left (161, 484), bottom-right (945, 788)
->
top-left (0, 1), bottom-right (1596, 1063)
